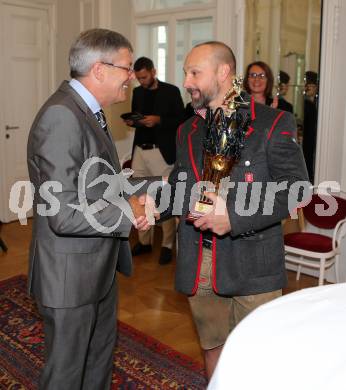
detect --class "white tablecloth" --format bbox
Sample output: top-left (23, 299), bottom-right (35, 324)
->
top-left (208, 283), bottom-right (346, 390)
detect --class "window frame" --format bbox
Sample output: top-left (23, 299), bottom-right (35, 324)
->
top-left (132, 2), bottom-right (217, 87)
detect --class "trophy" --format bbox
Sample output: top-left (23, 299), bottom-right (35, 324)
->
top-left (186, 76), bottom-right (251, 221)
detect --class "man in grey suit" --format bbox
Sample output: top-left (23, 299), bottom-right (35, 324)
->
top-left (27, 29), bottom-right (152, 389)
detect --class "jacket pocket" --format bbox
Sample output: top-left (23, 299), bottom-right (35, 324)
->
top-left (238, 233), bottom-right (284, 278)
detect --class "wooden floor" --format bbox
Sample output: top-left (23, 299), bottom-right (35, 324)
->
top-left (0, 220), bottom-right (320, 364)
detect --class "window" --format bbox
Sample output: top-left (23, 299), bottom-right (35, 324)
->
top-left (133, 1), bottom-right (215, 100)
top-left (132, 0), bottom-right (213, 12)
top-left (157, 25), bottom-right (167, 81)
top-left (175, 17), bottom-right (213, 102)
top-left (136, 24), bottom-right (168, 81)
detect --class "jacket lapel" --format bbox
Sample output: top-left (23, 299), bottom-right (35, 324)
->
top-left (85, 109), bottom-right (121, 171)
top-left (59, 81), bottom-right (121, 171)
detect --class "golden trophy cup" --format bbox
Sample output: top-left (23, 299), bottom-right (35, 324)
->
top-left (186, 76), bottom-right (251, 222)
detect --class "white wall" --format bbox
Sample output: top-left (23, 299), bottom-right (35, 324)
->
top-left (54, 0), bottom-right (134, 156)
top-left (55, 0), bottom-right (81, 83)
top-left (104, 0), bottom-right (134, 158)
top-left (286, 0), bottom-right (346, 282)
top-left (315, 0), bottom-right (346, 190)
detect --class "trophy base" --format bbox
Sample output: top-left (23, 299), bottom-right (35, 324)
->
top-left (186, 200), bottom-right (213, 222)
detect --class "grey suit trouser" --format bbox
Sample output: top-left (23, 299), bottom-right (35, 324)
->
top-left (37, 278), bottom-right (117, 390)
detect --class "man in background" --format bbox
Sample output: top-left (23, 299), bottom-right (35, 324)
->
top-left (278, 70), bottom-right (293, 113)
top-left (124, 57), bottom-right (184, 264)
top-left (303, 70), bottom-right (319, 181)
top-left (27, 29), bottom-right (152, 389)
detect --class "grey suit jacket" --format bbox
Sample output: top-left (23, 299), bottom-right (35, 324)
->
top-left (27, 81), bottom-right (149, 308)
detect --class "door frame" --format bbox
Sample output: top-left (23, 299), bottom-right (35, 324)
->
top-left (0, 0), bottom-right (57, 222)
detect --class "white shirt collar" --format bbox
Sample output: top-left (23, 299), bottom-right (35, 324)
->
top-left (69, 78), bottom-right (101, 114)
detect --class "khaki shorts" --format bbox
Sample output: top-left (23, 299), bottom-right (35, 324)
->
top-left (188, 248), bottom-right (281, 350)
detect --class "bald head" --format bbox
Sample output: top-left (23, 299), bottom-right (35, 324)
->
top-left (194, 41), bottom-right (236, 73)
top-left (183, 41), bottom-right (237, 109)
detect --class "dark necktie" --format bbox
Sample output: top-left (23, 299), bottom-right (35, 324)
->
top-left (94, 109), bottom-right (110, 137)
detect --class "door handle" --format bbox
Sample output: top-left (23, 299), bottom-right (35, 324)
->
top-left (5, 125), bottom-right (19, 130)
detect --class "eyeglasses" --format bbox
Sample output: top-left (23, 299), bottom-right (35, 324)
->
top-left (248, 72), bottom-right (267, 80)
top-left (101, 62), bottom-right (134, 74)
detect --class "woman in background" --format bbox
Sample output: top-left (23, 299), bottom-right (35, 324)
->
top-left (243, 61), bottom-right (293, 113)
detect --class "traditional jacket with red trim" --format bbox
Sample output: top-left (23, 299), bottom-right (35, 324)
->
top-left (161, 99), bottom-right (309, 296)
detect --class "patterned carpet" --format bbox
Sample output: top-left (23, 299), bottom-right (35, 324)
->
top-left (0, 275), bottom-right (207, 389)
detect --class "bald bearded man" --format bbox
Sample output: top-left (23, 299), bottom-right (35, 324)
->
top-left (157, 41), bottom-right (308, 379)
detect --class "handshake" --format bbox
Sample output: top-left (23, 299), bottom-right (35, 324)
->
top-left (128, 194), bottom-right (159, 232)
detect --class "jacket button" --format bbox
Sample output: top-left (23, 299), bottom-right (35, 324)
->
top-left (194, 240), bottom-right (199, 245)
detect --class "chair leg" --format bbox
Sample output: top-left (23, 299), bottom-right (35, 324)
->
top-left (318, 258), bottom-right (326, 286)
top-left (334, 255), bottom-right (340, 283)
top-left (296, 263), bottom-right (302, 281)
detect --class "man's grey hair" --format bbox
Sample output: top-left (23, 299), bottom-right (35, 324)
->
top-left (69, 28), bottom-right (133, 78)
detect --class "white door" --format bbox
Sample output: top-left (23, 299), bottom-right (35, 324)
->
top-left (0, 2), bottom-right (50, 222)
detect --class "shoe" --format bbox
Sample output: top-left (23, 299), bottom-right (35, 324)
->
top-left (159, 247), bottom-right (172, 265)
top-left (132, 243), bottom-right (152, 256)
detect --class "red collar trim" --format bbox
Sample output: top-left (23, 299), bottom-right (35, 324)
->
top-left (177, 123), bottom-right (183, 146)
top-left (211, 236), bottom-right (218, 293)
top-left (245, 126), bottom-right (254, 138)
top-left (192, 234), bottom-right (204, 294)
top-left (188, 117), bottom-right (201, 181)
top-left (267, 111), bottom-right (285, 140)
top-left (251, 96), bottom-right (256, 120)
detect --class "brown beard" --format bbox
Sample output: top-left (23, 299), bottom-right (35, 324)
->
top-left (189, 90), bottom-right (211, 109)
top-left (187, 82), bottom-right (220, 109)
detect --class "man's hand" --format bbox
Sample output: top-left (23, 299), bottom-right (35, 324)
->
top-left (128, 195), bottom-right (152, 231)
top-left (193, 192), bottom-right (231, 236)
top-left (134, 215), bottom-right (151, 231)
top-left (137, 193), bottom-right (160, 224)
top-left (271, 95), bottom-right (279, 109)
top-left (138, 115), bottom-right (161, 128)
